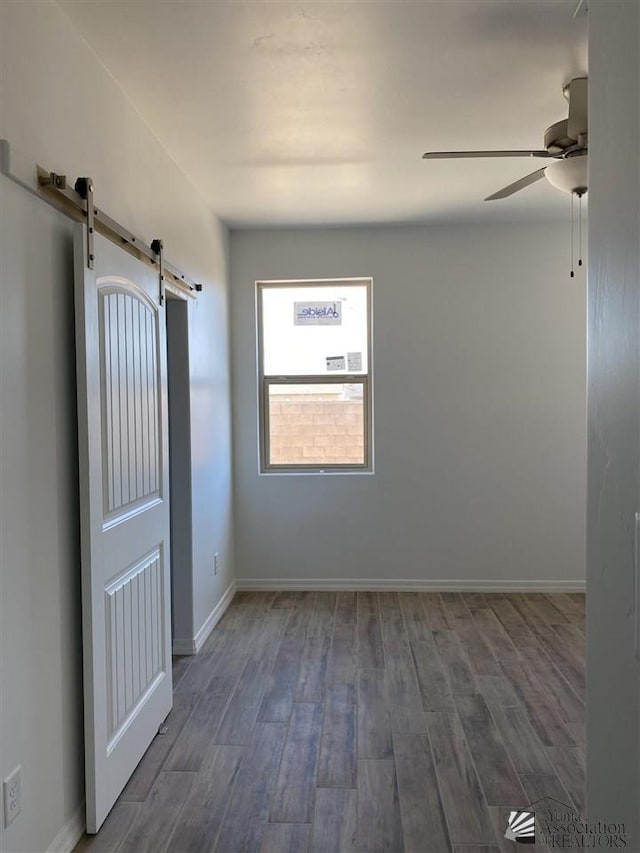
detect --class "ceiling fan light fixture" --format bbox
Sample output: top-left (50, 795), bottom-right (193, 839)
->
top-left (545, 154), bottom-right (588, 195)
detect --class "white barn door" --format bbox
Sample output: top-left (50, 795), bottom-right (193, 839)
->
top-left (74, 226), bottom-right (173, 832)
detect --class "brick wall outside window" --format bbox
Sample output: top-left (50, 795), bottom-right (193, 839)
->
top-left (269, 395), bottom-right (364, 465)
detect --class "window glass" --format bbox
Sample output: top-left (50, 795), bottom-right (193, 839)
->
top-left (267, 383), bottom-right (365, 466)
top-left (262, 284), bottom-right (368, 376)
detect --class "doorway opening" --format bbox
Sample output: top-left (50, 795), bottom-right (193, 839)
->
top-left (166, 297), bottom-right (193, 651)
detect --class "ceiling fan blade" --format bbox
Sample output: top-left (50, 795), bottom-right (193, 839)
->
top-left (485, 167), bottom-right (548, 201)
top-left (567, 77), bottom-right (588, 141)
top-left (422, 150), bottom-right (551, 160)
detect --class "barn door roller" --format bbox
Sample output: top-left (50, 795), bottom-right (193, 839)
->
top-left (75, 177), bottom-right (95, 270)
top-left (151, 238), bottom-right (165, 305)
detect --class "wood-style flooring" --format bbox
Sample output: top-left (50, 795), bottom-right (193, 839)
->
top-left (74, 591), bottom-right (586, 853)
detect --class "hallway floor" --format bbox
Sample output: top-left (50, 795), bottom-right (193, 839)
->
top-left (74, 591), bottom-right (585, 853)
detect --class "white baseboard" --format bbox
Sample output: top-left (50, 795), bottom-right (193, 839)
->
top-left (46, 802), bottom-right (85, 853)
top-left (236, 578), bottom-right (585, 593)
top-left (172, 637), bottom-right (198, 655)
top-left (172, 581), bottom-right (237, 655)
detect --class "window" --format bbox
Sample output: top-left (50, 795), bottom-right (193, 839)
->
top-left (257, 278), bottom-right (373, 473)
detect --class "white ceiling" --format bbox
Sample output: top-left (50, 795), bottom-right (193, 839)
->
top-left (57, 0), bottom-right (588, 228)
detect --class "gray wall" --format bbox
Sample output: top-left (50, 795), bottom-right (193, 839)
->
top-left (587, 0), bottom-right (640, 838)
top-left (0, 2), bottom-right (234, 851)
top-left (230, 223), bottom-right (586, 588)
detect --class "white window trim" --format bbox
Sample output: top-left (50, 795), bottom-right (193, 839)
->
top-left (256, 277), bottom-right (374, 474)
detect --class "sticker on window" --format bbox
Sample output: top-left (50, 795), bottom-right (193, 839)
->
top-left (294, 301), bottom-right (342, 326)
top-left (326, 355), bottom-right (346, 371)
top-left (347, 352), bottom-right (362, 371)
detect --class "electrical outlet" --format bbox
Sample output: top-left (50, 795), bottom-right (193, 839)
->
top-left (214, 552), bottom-right (220, 576)
top-left (3, 765), bottom-right (22, 828)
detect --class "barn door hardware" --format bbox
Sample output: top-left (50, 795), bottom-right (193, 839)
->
top-left (151, 239), bottom-right (165, 305)
top-left (74, 177), bottom-right (95, 270)
top-left (0, 139), bottom-right (202, 298)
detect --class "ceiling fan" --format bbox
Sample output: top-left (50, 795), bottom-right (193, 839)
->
top-left (422, 77), bottom-right (588, 201)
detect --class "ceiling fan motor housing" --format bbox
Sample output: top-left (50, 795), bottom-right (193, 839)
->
top-left (544, 119), bottom-right (576, 155)
top-left (543, 76), bottom-right (589, 195)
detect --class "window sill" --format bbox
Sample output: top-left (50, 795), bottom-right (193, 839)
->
top-left (258, 468), bottom-right (375, 477)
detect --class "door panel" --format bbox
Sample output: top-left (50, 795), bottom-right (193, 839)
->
top-left (100, 287), bottom-right (161, 517)
top-left (75, 227), bottom-right (172, 832)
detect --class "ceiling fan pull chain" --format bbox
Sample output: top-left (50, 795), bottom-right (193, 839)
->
top-left (570, 193), bottom-right (575, 278)
top-left (578, 194), bottom-right (583, 267)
